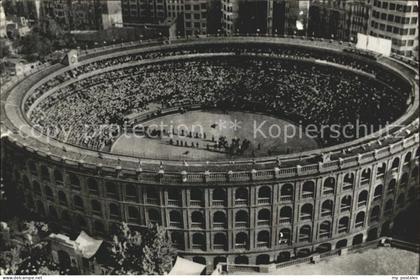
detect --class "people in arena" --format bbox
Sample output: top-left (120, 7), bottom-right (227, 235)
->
top-left (28, 45), bottom-right (410, 152)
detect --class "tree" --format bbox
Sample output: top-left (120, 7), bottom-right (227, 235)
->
top-left (109, 223), bottom-right (176, 275)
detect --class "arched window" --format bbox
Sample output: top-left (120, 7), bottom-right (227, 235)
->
top-left (400, 173), bottom-right (409, 188)
top-left (214, 256), bottom-right (226, 268)
top-left (40, 166), bottom-right (50, 182)
top-left (87, 178), bottom-right (99, 195)
top-left (106, 182), bottom-right (119, 199)
top-left (319, 221), bottom-right (331, 238)
top-left (384, 199), bottom-right (394, 215)
top-left (341, 196), bottom-right (351, 212)
top-left (343, 173), bottom-right (354, 190)
top-left (361, 168), bottom-right (371, 184)
top-left (109, 203), bottom-right (120, 219)
top-left (373, 185), bottom-right (383, 201)
top-left (235, 188), bottom-right (248, 205)
top-left (125, 184), bottom-right (138, 201)
top-left (369, 206), bottom-right (381, 223)
top-left (323, 177), bottom-right (335, 194)
top-left (69, 173), bottom-right (80, 190)
top-left (169, 210), bottom-right (183, 227)
top-left (213, 233), bottom-right (227, 250)
top-left (58, 191), bottom-right (67, 206)
top-left (258, 186), bottom-right (271, 203)
top-left (280, 184), bottom-right (293, 199)
top-left (391, 158), bottom-right (400, 170)
top-left (321, 200), bottom-right (333, 216)
top-left (279, 206), bottom-right (292, 223)
top-left (168, 188), bottom-right (181, 205)
top-left (299, 225), bottom-right (311, 242)
top-left (302, 181), bottom-right (315, 198)
top-left (300, 203), bottom-right (313, 221)
top-left (148, 209), bottom-right (161, 225)
top-left (54, 170), bottom-right (63, 184)
top-left (336, 239), bottom-right (347, 249)
top-left (128, 206), bottom-right (139, 222)
top-left (234, 256), bottom-right (249, 265)
top-left (235, 232), bottom-right (248, 249)
top-left (404, 152), bottom-right (412, 164)
top-left (388, 179), bottom-right (396, 194)
top-left (171, 232), bottom-right (184, 249)
top-left (213, 211), bottom-right (227, 228)
top-left (355, 211), bottom-right (365, 227)
top-left (257, 209), bottom-right (271, 225)
top-left (235, 210), bottom-right (248, 227)
top-left (212, 189), bottom-right (226, 206)
top-left (256, 254), bottom-right (270, 265)
top-left (377, 163), bottom-right (386, 177)
top-left (191, 211), bottom-right (204, 228)
top-left (190, 189), bottom-right (203, 206)
top-left (146, 187), bottom-right (159, 204)
top-left (279, 228), bottom-right (291, 244)
top-left (358, 190), bottom-right (368, 207)
top-left (192, 233), bottom-right (206, 250)
top-left (91, 200), bottom-right (101, 215)
top-left (74, 196), bottom-right (84, 210)
top-left (257, 231), bottom-right (270, 248)
top-left (338, 217), bottom-right (349, 233)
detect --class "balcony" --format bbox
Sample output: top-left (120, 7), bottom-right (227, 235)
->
top-left (235, 199), bottom-right (248, 206)
top-left (355, 221), bottom-right (364, 228)
top-left (190, 200), bottom-right (203, 207)
top-left (256, 241), bottom-right (269, 248)
top-left (343, 184), bottom-right (353, 191)
top-left (168, 199), bottom-right (181, 206)
top-left (302, 193), bottom-right (314, 199)
top-left (279, 217), bottom-right (291, 224)
top-left (341, 206), bottom-right (351, 212)
top-left (257, 220), bottom-right (270, 226)
top-left (191, 222), bottom-right (204, 229)
top-left (235, 222), bottom-right (248, 228)
top-left (319, 232), bottom-right (331, 239)
top-left (323, 189), bottom-right (334, 195)
top-left (358, 201), bottom-right (367, 207)
top-left (338, 227), bottom-right (348, 233)
top-left (235, 243), bottom-right (247, 249)
top-left (170, 222), bottom-right (182, 228)
top-left (213, 222), bottom-right (226, 229)
top-left (298, 236), bottom-right (310, 243)
top-left (321, 211), bottom-right (332, 217)
top-left (213, 244), bottom-right (226, 250)
top-left (191, 244), bottom-right (205, 250)
top-left (258, 198), bottom-right (270, 205)
top-left (280, 195), bottom-right (292, 201)
top-left (300, 215), bottom-right (312, 221)
top-left (146, 198), bottom-right (159, 205)
top-left (212, 200), bottom-right (226, 207)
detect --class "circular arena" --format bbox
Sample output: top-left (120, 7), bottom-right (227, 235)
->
top-left (1, 36), bottom-right (419, 272)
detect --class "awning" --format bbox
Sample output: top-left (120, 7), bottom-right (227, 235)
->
top-left (75, 231), bottom-right (103, 259)
top-left (168, 257), bottom-right (206, 275)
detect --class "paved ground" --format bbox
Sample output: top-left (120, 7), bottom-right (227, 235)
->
top-left (112, 110), bottom-right (319, 160)
top-left (236, 247), bottom-right (419, 275)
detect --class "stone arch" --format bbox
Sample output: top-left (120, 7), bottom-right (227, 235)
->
top-left (280, 183), bottom-right (293, 197)
top-left (256, 254), bottom-right (270, 265)
top-left (258, 186), bottom-right (271, 199)
top-left (355, 211), bottom-right (365, 227)
top-left (319, 220), bottom-right (331, 238)
top-left (257, 230), bottom-right (270, 247)
top-left (191, 211), bottom-right (205, 228)
top-left (391, 157), bottom-right (400, 170)
top-left (302, 181), bottom-right (315, 198)
top-left (213, 233), bottom-right (227, 250)
top-left (235, 187), bottom-right (248, 203)
top-left (235, 232), bottom-right (248, 248)
top-left (235, 210), bottom-right (249, 226)
top-left (279, 206), bottom-right (293, 223)
top-left (299, 225), bottom-right (311, 242)
top-left (336, 238), bottom-right (347, 249)
top-left (338, 216), bottom-right (350, 233)
top-left (300, 203), bottom-right (313, 220)
top-left (323, 177), bottom-right (335, 194)
top-left (352, 234), bottom-right (363, 245)
top-left (257, 209), bottom-right (271, 225)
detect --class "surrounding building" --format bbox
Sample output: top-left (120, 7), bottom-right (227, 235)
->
top-left (308, 0), bottom-right (418, 58)
top-left (368, 0), bottom-right (418, 57)
top-left (222, 0), bottom-right (310, 35)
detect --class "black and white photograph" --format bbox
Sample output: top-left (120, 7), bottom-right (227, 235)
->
top-left (0, 0), bottom-right (419, 277)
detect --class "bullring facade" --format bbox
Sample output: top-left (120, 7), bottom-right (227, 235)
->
top-left (1, 36), bottom-right (419, 271)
